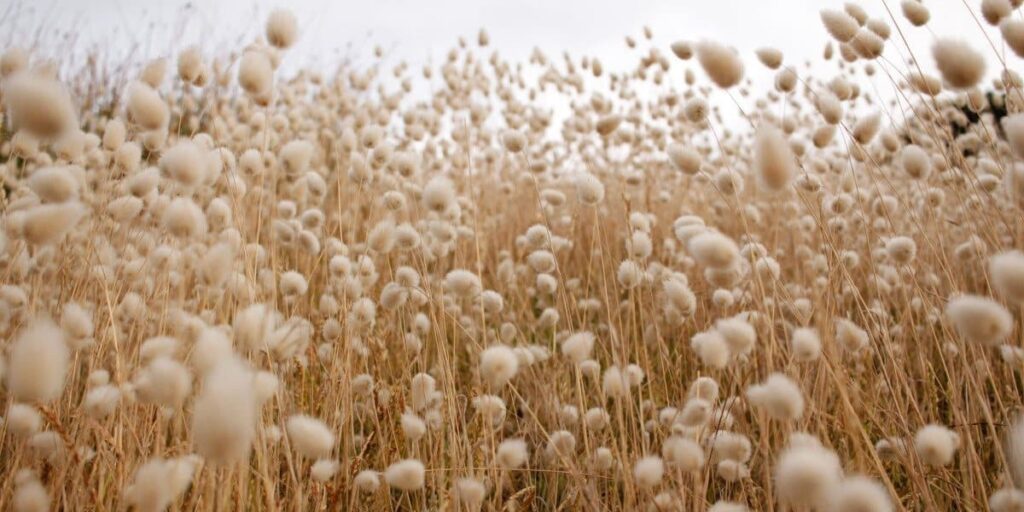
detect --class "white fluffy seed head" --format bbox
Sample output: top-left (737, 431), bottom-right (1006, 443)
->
top-left (667, 144), bottom-right (702, 174)
top-left (932, 38), bottom-right (985, 89)
top-left (238, 50), bottom-right (273, 96)
top-left (696, 40), bottom-right (744, 88)
top-left (497, 438), bottom-right (529, 468)
top-left (21, 202), bottom-right (87, 246)
top-left (561, 331), bottom-right (596, 363)
top-left (754, 125), bottom-right (796, 192)
top-left (286, 415), bottom-right (335, 459)
top-left (384, 459), bottom-right (426, 491)
top-left (945, 294), bottom-right (1013, 346)
top-left (992, 251), bottom-right (1024, 304)
top-left (575, 173), bottom-right (605, 205)
top-left (633, 456), bottom-right (664, 488)
top-left (159, 140), bottom-right (206, 187)
top-left (914, 424), bottom-right (960, 467)
top-left (28, 166), bottom-right (79, 203)
top-left (688, 231), bottom-right (739, 268)
top-left (775, 442), bottom-right (843, 509)
top-left (821, 9), bottom-right (859, 42)
top-left (192, 358), bottom-right (257, 463)
top-left (790, 327), bottom-right (822, 362)
top-left (126, 82), bottom-right (169, 130)
top-left (746, 373), bottom-right (804, 421)
top-left (900, 144), bottom-right (931, 179)
top-left (266, 9), bottom-right (299, 49)
top-left (479, 345), bottom-right (519, 388)
top-left (354, 470), bottom-right (380, 493)
top-left (1004, 114), bottom-right (1024, 159)
top-left (4, 72), bottom-right (76, 138)
top-left (7, 317), bottom-right (69, 403)
top-left (832, 476), bottom-right (894, 512)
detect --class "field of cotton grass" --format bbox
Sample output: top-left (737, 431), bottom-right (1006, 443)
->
top-left (4, 1), bottom-right (1024, 510)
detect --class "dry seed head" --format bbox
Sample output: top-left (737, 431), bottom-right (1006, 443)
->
top-left (7, 317), bottom-right (69, 403)
top-left (914, 424), bottom-right (959, 467)
top-left (945, 294), bottom-right (1013, 346)
top-left (266, 9), bottom-right (299, 49)
top-left (746, 373), bottom-right (804, 421)
top-left (286, 415), bottom-right (335, 459)
top-left (932, 38), bottom-right (986, 89)
top-left (775, 442), bottom-right (843, 509)
top-left (633, 456), bottom-right (664, 488)
top-left (821, 9), bottom-right (860, 42)
top-left (696, 40), bottom-right (744, 89)
top-left (754, 124), bottom-right (796, 192)
top-left (384, 459), bottom-right (426, 491)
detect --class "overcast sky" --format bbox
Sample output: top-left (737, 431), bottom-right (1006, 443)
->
top-left (12, 0), bottom-right (1013, 77)
top-left (8, 0), bottom-right (1018, 132)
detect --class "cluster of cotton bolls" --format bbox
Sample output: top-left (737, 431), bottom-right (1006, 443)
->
top-left (5, 1), bottom-right (1024, 510)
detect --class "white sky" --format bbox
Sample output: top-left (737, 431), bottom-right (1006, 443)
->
top-left (8, 0), bottom-right (1020, 129)
top-left (13, 0), bottom-right (1015, 75)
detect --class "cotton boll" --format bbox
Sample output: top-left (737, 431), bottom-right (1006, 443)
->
top-left (992, 251), bottom-right (1024, 304)
top-left (746, 373), bottom-right (804, 421)
top-left (696, 40), bottom-right (744, 88)
top-left (385, 459), bottom-right (426, 491)
top-left (7, 317), bottom-right (69, 403)
top-left (932, 38), bottom-right (985, 89)
top-left (266, 9), bottom-right (299, 49)
top-left (754, 125), bottom-right (796, 192)
top-left (633, 456), bottom-right (664, 488)
top-left (914, 424), bottom-right (959, 467)
top-left (832, 476), bottom-right (894, 512)
top-left (286, 415), bottom-right (335, 459)
top-left (790, 327), bottom-right (822, 362)
top-left (775, 443), bottom-right (843, 509)
top-left (192, 358), bottom-right (257, 463)
top-left (945, 295), bottom-right (1013, 346)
